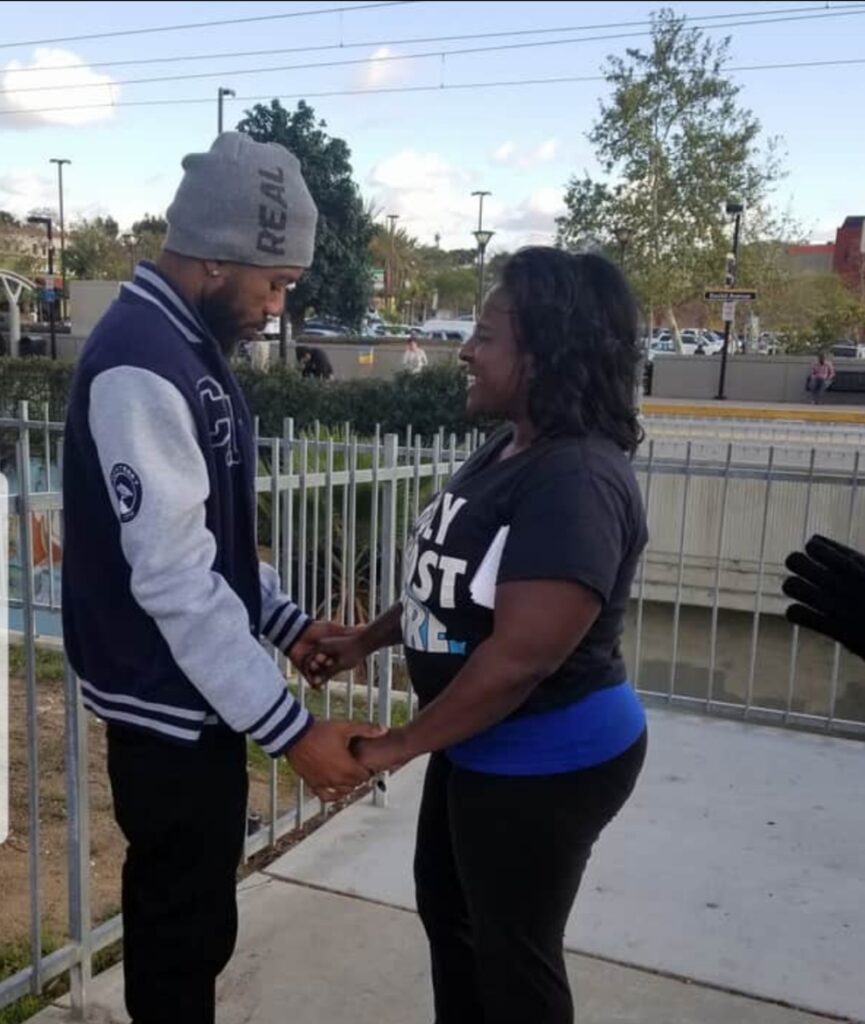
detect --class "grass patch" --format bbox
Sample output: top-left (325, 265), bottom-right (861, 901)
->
top-left (0, 932), bottom-right (124, 1024)
top-left (0, 937), bottom-right (63, 1024)
top-left (8, 645), bottom-right (65, 685)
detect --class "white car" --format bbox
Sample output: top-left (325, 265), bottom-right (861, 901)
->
top-left (680, 329), bottom-right (723, 355)
top-left (420, 318), bottom-right (475, 342)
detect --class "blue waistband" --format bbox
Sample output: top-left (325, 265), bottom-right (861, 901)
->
top-left (446, 681), bottom-right (646, 776)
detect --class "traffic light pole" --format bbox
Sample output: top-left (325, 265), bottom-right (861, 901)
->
top-left (715, 210), bottom-right (742, 401)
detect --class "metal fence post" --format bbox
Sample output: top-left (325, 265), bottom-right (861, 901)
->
top-left (64, 659), bottom-right (91, 1017)
top-left (373, 434), bottom-right (399, 808)
top-left (17, 402), bottom-right (44, 995)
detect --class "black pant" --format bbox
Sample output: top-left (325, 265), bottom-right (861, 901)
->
top-left (414, 732), bottom-right (647, 1024)
top-left (107, 724), bottom-right (248, 1024)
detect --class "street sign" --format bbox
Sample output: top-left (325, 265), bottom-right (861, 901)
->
top-left (705, 289), bottom-right (757, 302)
top-left (722, 301), bottom-right (736, 323)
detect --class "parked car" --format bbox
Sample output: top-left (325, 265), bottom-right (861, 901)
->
top-left (301, 318), bottom-right (351, 337)
top-left (680, 328), bottom-right (723, 355)
top-left (644, 334), bottom-right (676, 361)
top-left (420, 318), bottom-right (474, 342)
top-left (830, 341), bottom-right (865, 359)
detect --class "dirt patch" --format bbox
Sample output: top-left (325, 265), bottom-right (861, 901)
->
top-left (1, 675), bottom-right (124, 945)
top-left (0, 674), bottom-right (300, 954)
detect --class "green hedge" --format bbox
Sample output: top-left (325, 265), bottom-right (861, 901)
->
top-left (0, 358), bottom-right (75, 419)
top-left (0, 358), bottom-right (489, 437)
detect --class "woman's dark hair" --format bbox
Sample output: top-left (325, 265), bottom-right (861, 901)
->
top-left (501, 246), bottom-right (644, 454)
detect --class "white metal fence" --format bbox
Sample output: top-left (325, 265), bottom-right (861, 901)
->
top-left (1, 403), bottom-right (863, 1016)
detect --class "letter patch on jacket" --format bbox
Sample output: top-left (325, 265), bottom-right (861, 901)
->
top-left (197, 376), bottom-right (241, 467)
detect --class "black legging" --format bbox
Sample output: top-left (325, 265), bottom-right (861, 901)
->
top-left (414, 731), bottom-right (647, 1024)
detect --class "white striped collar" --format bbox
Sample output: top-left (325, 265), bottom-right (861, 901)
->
top-left (123, 283), bottom-right (205, 346)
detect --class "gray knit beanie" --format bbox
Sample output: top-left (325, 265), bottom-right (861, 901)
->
top-left (165, 132), bottom-right (318, 268)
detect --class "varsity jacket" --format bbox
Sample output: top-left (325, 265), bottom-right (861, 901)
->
top-left (62, 261), bottom-right (313, 755)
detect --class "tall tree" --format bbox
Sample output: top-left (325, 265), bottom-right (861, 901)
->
top-left (432, 268), bottom-right (475, 315)
top-left (130, 213), bottom-right (168, 264)
top-left (370, 223), bottom-right (419, 314)
top-left (65, 218), bottom-right (127, 279)
top-left (556, 9), bottom-right (782, 340)
top-left (237, 99), bottom-right (374, 332)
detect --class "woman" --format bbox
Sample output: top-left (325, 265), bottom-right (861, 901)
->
top-left (806, 352), bottom-right (835, 403)
top-left (318, 247), bottom-right (648, 1024)
top-left (402, 336), bottom-right (429, 374)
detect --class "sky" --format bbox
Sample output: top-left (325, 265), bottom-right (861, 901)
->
top-left (1, 0), bottom-right (863, 254)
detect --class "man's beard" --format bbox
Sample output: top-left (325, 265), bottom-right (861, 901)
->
top-left (199, 284), bottom-right (249, 356)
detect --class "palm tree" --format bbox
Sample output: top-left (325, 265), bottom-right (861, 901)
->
top-left (370, 222), bottom-right (419, 316)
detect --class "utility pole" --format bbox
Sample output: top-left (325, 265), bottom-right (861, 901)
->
top-left (716, 201), bottom-right (744, 401)
top-left (50, 158), bottom-right (70, 320)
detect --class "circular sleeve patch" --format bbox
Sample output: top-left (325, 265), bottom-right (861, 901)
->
top-left (109, 463), bottom-right (143, 523)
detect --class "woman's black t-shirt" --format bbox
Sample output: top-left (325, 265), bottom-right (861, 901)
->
top-left (401, 430), bottom-right (648, 717)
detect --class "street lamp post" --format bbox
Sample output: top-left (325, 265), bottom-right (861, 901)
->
top-left (473, 229), bottom-right (494, 316)
top-left (716, 200), bottom-right (744, 401)
top-left (471, 190), bottom-right (492, 316)
top-left (27, 215), bottom-right (57, 359)
top-left (612, 224), bottom-right (632, 268)
top-left (50, 158), bottom-right (70, 320)
top-left (217, 87), bottom-right (236, 134)
top-left (386, 213), bottom-right (400, 315)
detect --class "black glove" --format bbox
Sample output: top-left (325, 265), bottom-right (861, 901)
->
top-left (782, 534), bottom-right (865, 661)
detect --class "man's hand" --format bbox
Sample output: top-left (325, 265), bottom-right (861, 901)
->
top-left (288, 621), bottom-right (362, 687)
top-left (286, 719), bottom-right (386, 802)
top-left (783, 534), bottom-right (865, 661)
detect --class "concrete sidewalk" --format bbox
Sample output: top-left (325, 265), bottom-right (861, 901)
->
top-left (36, 707), bottom-right (864, 1023)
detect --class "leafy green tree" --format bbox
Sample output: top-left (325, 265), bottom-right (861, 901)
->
top-left (65, 218), bottom-right (127, 279)
top-left (556, 8), bottom-right (782, 342)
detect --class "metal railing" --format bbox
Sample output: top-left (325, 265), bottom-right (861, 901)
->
top-left (1, 403), bottom-right (864, 1016)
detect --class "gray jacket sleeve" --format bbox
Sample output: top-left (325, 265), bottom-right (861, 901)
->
top-left (88, 365), bottom-right (312, 756)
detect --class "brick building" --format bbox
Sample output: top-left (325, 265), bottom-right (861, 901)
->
top-left (831, 215), bottom-right (864, 294)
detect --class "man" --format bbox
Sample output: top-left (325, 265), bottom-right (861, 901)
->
top-left (296, 344), bottom-right (334, 379)
top-left (62, 133), bottom-right (380, 1024)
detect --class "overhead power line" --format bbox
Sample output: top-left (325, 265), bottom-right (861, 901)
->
top-left (4, 3), bottom-right (863, 74)
top-left (3, 6), bottom-right (865, 97)
top-left (2, 55), bottom-right (864, 119)
top-left (0, 1), bottom-right (420, 51)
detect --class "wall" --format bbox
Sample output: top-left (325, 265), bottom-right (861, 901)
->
top-left (651, 354), bottom-right (865, 405)
top-left (69, 280), bottom-right (122, 337)
top-left (267, 339), bottom-right (462, 380)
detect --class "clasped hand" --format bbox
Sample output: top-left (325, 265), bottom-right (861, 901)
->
top-left (283, 622), bottom-right (410, 800)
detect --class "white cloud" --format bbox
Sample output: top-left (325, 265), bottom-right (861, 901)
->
top-left (367, 149), bottom-right (479, 249)
top-left (366, 149), bottom-right (564, 251)
top-left (354, 47), bottom-right (407, 91)
top-left (491, 138), bottom-right (561, 169)
top-left (534, 138), bottom-right (560, 163)
top-left (0, 48), bottom-right (118, 129)
top-left (492, 141), bottom-right (517, 164)
top-left (494, 189), bottom-right (566, 248)
top-left (0, 170), bottom-right (55, 217)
